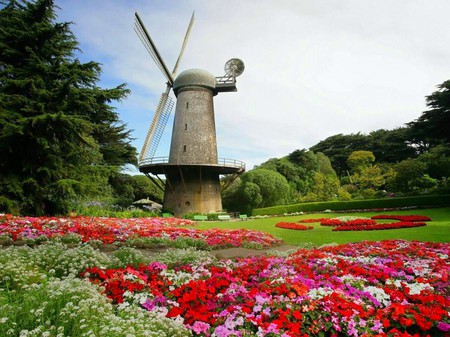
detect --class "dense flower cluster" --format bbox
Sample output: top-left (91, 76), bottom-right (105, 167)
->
top-left (298, 218), bottom-right (329, 223)
top-left (371, 215), bottom-right (432, 222)
top-left (0, 215), bottom-right (281, 248)
top-left (296, 215), bottom-right (432, 232)
top-left (333, 222), bottom-right (427, 231)
top-left (83, 240), bottom-right (450, 337)
top-left (275, 222), bottom-right (313, 230)
top-left (320, 218), bottom-right (345, 226)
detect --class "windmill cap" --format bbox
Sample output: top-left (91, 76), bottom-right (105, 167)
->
top-left (173, 69), bottom-right (216, 93)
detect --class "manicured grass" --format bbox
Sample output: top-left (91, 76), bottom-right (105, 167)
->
top-left (195, 207), bottom-right (450, 245)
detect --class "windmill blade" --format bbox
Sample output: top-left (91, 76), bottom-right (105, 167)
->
top-left (139, 85), bottom-right (175, 162)
top-left (134, 12), bottom-right (174, 86)
top-left (171, 11), bottom-right (195, 77)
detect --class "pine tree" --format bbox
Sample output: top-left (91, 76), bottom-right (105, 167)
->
top-left (0, 0), bottom-right (136, 214)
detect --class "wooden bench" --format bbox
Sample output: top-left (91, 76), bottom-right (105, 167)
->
top-left (218, 215), bottom-right (231, 221)
top-left (193, 215), bottom-right (208, 221)
top-left (239, 214), bottom-right (248, 220)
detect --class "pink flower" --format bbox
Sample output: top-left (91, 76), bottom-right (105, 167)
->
top-left (190, 321), bottom-right (211, 334)
top-left (437, 322), bottom-right (450, 332)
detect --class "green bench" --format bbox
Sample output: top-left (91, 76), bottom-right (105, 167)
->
top-left (218, 215), bottom-right (231, 221)
top-left (239, 214), bottom-right (248, 220)
top-left (162, 213), bottom-right (173, 218)
top-left (193, 215), bottom-right (208, 221)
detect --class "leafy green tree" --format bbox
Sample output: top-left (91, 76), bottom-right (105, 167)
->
top-left (241, 169), bottom-right (291, 208)
top-left (417, 145), bottom-right (450, 181)
top-left (316, 152), bottom-right (336, 175)
top-left (310, 133), bottom-right (369, 174)
top-left (351, 165), bottom-right (385, 190)
top-left (288, 149), bottom-right (319, 171)
top-left (0, 0), bottom-right (136, 214)
top-left (131, 175), bottom-right (163, 202)
top-left (309, 172), bottom-right (340, 201)
top-left (310, 130), bottom-right (418, 174)
top-left (408, 80), bottom-right (450, 149)
top-left (223, 169), bottom-right (292, 213)
top-left (347, 151), bottom-right (376, 173)
top-left (368, 128), bottom-right (416, 163)
top-left (387, 159), bottom-right (428, 193)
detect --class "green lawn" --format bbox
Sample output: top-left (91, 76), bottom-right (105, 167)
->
top-left (196, 207), bottom-right (450, 245)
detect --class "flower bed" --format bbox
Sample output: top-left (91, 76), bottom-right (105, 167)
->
top-left (83, 240), bottom-right (450, 336)
top-left (371, 215), bottom-right (432, 222)
top-left (333, 221), bottom-right (427, 231)
top-left (320, 218), bottom-right (344, 226)
top-left (298, 218), bottom-right (329, 223)
top-left (295, 214), bottom-right (432, 232)
top-left (0, 215), bottom-right (281, 249)
top-left (275, 222), bottom-right (314, 230)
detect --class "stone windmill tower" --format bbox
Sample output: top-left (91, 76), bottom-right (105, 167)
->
top-left (134, 12), bottom-right (245, 216)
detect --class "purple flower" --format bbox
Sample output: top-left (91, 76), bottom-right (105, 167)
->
top-left (437, 322), bottom-right (450, 332)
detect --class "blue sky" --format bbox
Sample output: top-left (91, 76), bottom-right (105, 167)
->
top-left (54, 0), bottom-right (450, 171)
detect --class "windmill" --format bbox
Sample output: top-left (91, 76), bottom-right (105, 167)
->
top-left (135, 12), bottom-right (245, 216)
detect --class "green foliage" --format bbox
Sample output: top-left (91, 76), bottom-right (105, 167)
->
top-left (417, 145), bottom-right (450, 180)
top-left (111, 247), bottom-right (151, 268)
top-left (0, 0), bottom-right (136, 215)
top-left (252, 194), bottom-right (450, 216)
top-left (242, 169), bottom-right (292, 208)
top-left (301, 172), bottom-right (340, 202)
top-left (408, 80), bottom-right (450, 148)
top-left (387, 159), bottom-right (428, 193)
top-left (131, 175), bottom-right (164, 202)
top-left (351, 165), bottom-right (386, 191)
top-left (150, 248), bottom-right (214, 268)
top-left (310, 129), bottom-right (417, 174)
top-left (347, 151), bottom-right (376, 173)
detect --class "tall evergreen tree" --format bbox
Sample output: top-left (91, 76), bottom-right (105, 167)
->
top-left (408, 80), bottom-right (450, 151)
top-left (0, 0), bottom-right (136, 214)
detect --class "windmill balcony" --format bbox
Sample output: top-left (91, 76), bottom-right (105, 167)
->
top-left (139, 156), bottom-right (245, 175)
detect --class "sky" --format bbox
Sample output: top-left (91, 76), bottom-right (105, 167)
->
top-left (55, 0), bottom-right (450, 172)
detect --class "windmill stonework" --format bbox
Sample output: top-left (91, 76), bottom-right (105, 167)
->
top-left (139, 69), bottom-right (244, 216)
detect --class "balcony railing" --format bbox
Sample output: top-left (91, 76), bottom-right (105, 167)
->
top-left (139, 157), bottom-right (245, 170)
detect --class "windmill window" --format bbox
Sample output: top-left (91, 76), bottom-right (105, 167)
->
top-left (183, 145), bottom-right (187, 152)
top-left (185, 123), bottom-right (188, 131)
top-left (186, 102), bottom-right (189, 109)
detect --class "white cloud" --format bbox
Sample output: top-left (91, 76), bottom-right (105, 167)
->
top-left (56, 0), bottom-right (450, 169)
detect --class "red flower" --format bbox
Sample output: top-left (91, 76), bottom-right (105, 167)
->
top-left (275, 222), bottom-right (314, 230)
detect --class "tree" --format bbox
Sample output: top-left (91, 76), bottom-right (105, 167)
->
top-left (368, 128), bottom-right (416, 163)
top-left (387, 159), bottom-right (428, 193)
top-left (241, 169), bottom-right (291, 208)
top-left (408, 80), bottom-right (450, 149)
top-left (347, 151), bottom-right (375, 173)
top-left (351, 165), bottom-right (385, 190)
top-left (417, 145), bottom-right (450, 181)
top-left (0, 0), bottom-right (136, 214)
top-left (131, 175), bottom-right (163, 202)
top-left (309, 172), bottom-right (340, 201)
top-left (309, 133), bottom-right (369, 174)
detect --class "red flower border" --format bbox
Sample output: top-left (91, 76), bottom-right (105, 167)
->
top-left (275, 222), bottom-right (313, 230)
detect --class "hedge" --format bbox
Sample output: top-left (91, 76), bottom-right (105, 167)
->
top-left (252, 195), bottom-right (450, 216)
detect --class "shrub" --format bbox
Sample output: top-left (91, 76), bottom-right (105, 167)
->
top-left (253, 194), bottom-right (450, 216)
